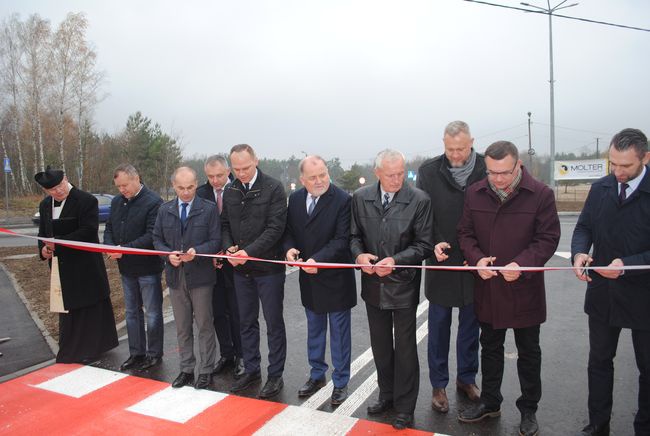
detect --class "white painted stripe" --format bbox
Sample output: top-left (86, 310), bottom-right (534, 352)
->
top-left (332, 370), bottom-right (378, 416)
top-left (301, 300), bottom-right (429, 410)
top-left (555, 251), bottom-right (571, 259)
top-left (126, 386), bottom-right (227, 423)
top-left (254, 405), bottom-right (358, 436)
top-left (34, 366), bottom-right (128, 398)
top-left (334, 310), bottom-right (431, 416)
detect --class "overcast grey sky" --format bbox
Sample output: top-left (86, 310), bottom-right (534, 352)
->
top-left (2, 0), bottom-right (649, 165)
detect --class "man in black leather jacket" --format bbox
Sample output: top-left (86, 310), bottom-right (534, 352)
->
top-left (350, 149), bottom-right (433, 430)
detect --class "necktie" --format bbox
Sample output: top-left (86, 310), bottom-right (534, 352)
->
top-left (216, 188), bottom-right (223, 213)
top-left (243, 183), bottom-right (249, 193)
top-left (53, 200), bottom-right (62, 207)
top-left (180, 202), bottom-right (188, 228)
top-left (382, 192), bottom-right (390, 210)
top-left (619, 182), bottom-right (629, 204)
top-left (307, 195), bottom-right (317, 216)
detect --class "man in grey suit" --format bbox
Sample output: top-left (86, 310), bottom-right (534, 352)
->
top-left (153, 166), bottom-right (221, 390)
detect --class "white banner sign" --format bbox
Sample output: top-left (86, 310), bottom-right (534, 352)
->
top-left (554, 159), bottom-right (608, 180)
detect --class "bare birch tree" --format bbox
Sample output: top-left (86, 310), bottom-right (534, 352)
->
top-left (0, 15), bottom-right (30, 193)
top-left (51, 12), bottom-right (88, 173)
top-left (20, 14), bottom-right (50, 174)
top-left (73, 43), bottom-right (104, 189)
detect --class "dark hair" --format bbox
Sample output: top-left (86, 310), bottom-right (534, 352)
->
top-left (485, 140), bottom-right (519, 161)
top-left (230, 144), bottom-right (257, 159)
top-left (610, 128), bottom-right (648, 159)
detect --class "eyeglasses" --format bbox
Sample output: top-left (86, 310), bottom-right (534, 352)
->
top-left (486, 163), bottom-right (518, 177)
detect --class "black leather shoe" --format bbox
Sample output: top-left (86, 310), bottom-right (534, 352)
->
top-left (519, 411), bottom-right (539, 436)
top-left (171, 372), bottom-right (194, 388)
top-left (331, 386), bottom-right (348, 406)
top-left (137, 356), bottom-right (162, 370)
top-left (120, 355), bottom-right (145, 371)
top-left (231, 371), bottom-right (261, 392)
top-left (259, 376), bottom-right (284, 399)
top-left (194, 373), bottom-right (212, 390)
top-left (298, 378), bottom-right (326, 397)
top-left (367, 398), bottom-right (393, 415)
top-left (458, 402), bottom-right (501, 423)
top-left (212, 356), bottom-right (236, 374)
top-left (579, 422), bottom-right (610, 436)
top-left (392, 413), bottom-right (414, 430)
top-left (234, 358), bottom-right (245, 379)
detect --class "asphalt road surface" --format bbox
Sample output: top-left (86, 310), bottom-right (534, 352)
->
top-left (1, 215), bottom-right (641, 435)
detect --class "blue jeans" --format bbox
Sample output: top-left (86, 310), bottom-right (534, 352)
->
top-left (121, 273), bottom-right (164, 358)
top-left (427, 302), bottom-right (479, 388)
top-left (305, 308), bottom-right (351, 388)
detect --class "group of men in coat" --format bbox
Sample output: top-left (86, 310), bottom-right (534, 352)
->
top-left (34, 124), bottom-right (650, 435)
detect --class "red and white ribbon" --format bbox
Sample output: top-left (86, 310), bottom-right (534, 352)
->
top-left (1, 227), bottom-right (648, 272)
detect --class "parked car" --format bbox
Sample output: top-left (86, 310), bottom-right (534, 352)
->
top-left (32, 193), bottom-right (114, 226)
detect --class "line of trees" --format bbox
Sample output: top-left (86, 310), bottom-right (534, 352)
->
top-left (0, 12), bottom-right (103, 194)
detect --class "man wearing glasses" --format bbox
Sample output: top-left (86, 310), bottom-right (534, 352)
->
top-left (457, 141), bottom-right (560, 436)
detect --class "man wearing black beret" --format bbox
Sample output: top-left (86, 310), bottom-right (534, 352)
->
top-left (35, 167), bottom-right (118, 363)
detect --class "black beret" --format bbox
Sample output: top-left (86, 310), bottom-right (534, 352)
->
top-left (34, 166), bottom-right (64, 189)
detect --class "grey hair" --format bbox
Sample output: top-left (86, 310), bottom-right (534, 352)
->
top-left (374, 149), bottom-right (405, 169)
top-left (113, 163), bottom-right (140, 180)
top-left (204, 154), bottom-right (229, 169)
top-left (170, 166), bottom-right (197, 184)
top-left (444, 120), bottom-right (471, 137)
top-left (299, 155), bottom-right (327, 175)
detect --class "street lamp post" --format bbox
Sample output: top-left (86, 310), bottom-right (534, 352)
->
top-left (527, 112), bottom-right (535, 169)
top-left (520, 0), bottom-right (578, 188)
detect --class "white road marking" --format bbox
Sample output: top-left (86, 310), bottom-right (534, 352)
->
top-left (126, 386), bottom-right (227, 423)
top-left (301, 300), bottom-right (430, 410)
top-left (555, 251), bottom-right (571, 259)
top-left (333, 315), bottom-right (430, 416)
top-left (34, 366), bottom-right (128, 398)
top-left (254, 405), bottom-right (358, 436)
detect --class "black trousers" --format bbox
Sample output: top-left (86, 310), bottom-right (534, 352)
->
top-left (212, 265), bottom-right (242, 359)
top-left (365, 303), bottom-right (419, 414)
top-left (588, 316), bottom-right (650, 434)
top-left (234, 271), bottom-right (286, 377)
top-left (480, 322), bottom-right (541, 413)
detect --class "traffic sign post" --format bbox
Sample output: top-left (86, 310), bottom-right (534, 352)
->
top-left (4, 156), bottom-right (10, 222)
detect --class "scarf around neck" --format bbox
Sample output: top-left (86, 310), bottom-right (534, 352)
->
top-left (448, 149), bottom-right (477, 188)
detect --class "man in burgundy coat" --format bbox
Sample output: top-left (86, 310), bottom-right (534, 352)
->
top-left (457, 140), bottom-right (560, 436)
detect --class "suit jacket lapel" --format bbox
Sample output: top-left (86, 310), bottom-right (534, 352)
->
top-left (306, 187), bottom-right (332, 224)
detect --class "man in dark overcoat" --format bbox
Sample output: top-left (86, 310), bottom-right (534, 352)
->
top-left (196, 155), bottom-right (244, 379)
top-left (351, 149), bottom-right (433, 430)
top-left (284, 156), bottom-right (357, 406)
top-left (35, 167), bottom-right (118, 364)
top-left (417, 120), bottom-right (486, 413)
top-left (571, 128), bottom-right (650, 436)
top-left (457, 141), bottom-right (560, 436)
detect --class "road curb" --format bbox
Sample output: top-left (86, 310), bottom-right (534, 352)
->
top-left (0, 262), bottom-right (59, 356)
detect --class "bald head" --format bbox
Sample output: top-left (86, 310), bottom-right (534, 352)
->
top-left (299, 155), bottom-right (330, 197)
top-left (172, 166), bottom-right (198, 203)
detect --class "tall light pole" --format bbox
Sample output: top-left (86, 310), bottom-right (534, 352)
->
top-left (520, 0), bottom-right (578, 188)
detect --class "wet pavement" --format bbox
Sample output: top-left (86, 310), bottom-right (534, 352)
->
top-left (0, 215), bottom-right (641, 435)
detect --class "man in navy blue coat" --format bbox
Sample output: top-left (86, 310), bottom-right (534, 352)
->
top-left (572, 128), bottom-right (650, 436)
top-left (284, 156), bottom-right (357, 406)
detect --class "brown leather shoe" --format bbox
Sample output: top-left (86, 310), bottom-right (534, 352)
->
top-left (456, 380), bottom-right (481, 401)
top-left (431, 388), bottom-right (449, 413)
